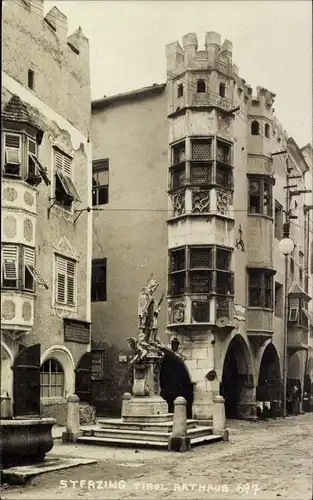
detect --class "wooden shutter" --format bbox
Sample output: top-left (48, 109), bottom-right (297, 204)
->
top-left (28, 138), bottom-right (37, 155)
top-left (54, 149), bottom-right (64, 172)
top-left (67, 259), bottom-right (75, 305)
top-left (56, 256), bottom-right (66, 303)
top-left (2, 246), bottom-right (18, 280)
top-left (5, 133), bottom-right (21, 165)
top-left (23, 247), bottom-right (35, 289)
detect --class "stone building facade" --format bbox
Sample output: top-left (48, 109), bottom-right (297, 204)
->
top-left (91, 32), bottom-right (313, 418)
top-left (1, 0), bottom-right (92, 424)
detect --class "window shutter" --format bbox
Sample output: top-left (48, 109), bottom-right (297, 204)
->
top-left (5, 134), bottom-right (21, 164)
top-left (67, 260), bottom-right (75, 305)
top-left (63, 156), bottom-right (72, 176)
top-left (28, 138), bottom-right (37, 155)
top-left (55, 150), bottom-right (64, 172)
top-left (56, 256), bottom-right (66, 303)
top-left (24, 247), bottom-right (35, 266)
top-left (2, 246), bottom-right (18, 279)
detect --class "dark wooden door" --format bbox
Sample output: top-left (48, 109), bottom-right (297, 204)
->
top-left (75, 352), bottom-right (92, 403)
top-left (13, 343), bottom-right (41, 418)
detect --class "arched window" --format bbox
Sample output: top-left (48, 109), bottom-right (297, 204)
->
top-left (40, 359), bottom-right (64, 398)
top-left (197, 79), bottom-right (206, 93)
top-left (265, 123), bottom-right (270, 138)
top-left (251, 121), bottom-right (260, 135)
top-left (219, 82), bottom-right (226, 98)
top-left (177, 84), bottom-right (183, 98)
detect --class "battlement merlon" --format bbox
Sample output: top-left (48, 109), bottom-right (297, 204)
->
top-left (12, 1), bottom-right (89, 53)
top-left (165, 32), bottom-right (233, 73)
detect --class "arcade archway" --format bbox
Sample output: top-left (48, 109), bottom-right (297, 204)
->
top-left (160, 348), bottom-right (194, 419)
top-left (221, 334), bottom-right (254, 419)
top-left (257, 343), bottom-right (281, 402)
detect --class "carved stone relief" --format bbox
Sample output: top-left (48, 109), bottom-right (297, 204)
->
top-left (216, 189), bottom-right (230, 216)
top-left (171, 191), bottom-right (185, 217)
top-left (22, 301), bottom-right (32, 321)
top-left (24, 191), bottom-right (34, 206)
top-left (172, 302), bottom-right (185, 323)
top-left (23, 219), bottom-right (33, 242)
top-left (4, 216), bottom-right (17, 238)
top-left (3, 187), bottom-right (17, 202)
top-left (192, 190), bottom-right (210, 213)
top-left (1, 300), bottom-right (16, 320)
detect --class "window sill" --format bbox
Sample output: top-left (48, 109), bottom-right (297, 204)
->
top-left (167, 212), bottom-right (234, 223)
top-left (248, 213), bottom-right (273, 221)
top-left (1, 288), bottom-right (36, 298)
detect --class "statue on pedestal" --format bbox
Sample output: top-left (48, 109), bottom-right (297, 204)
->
top-left (127, 275), bottom-right (165, 365)
top-left (126, 275), bottom-right (166, 396)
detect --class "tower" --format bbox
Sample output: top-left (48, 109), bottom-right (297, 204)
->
top-left (165, 32), bottom-right (238, 419)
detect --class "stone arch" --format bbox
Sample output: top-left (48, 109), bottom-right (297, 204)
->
top-left (256, 342), bottom-right (281, 401)
top-left (220, 333), bottom-right (255, 419)
top-left (160, 347), bottom-right (194, 419)
top-left (1, 340), bottom-right (14, 396)
top-left (40, 345), bottom-right (75, 396)
top-left (251, 120), bottom-right (260, 135)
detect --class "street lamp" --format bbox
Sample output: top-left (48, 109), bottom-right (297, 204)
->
top-left (279, 236), bottom-right (294, 417)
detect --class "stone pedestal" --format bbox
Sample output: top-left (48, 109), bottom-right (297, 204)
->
top-left (62, 394), bottom-right (83, 443)
top-left (123, 354), bottom-right (168, 419)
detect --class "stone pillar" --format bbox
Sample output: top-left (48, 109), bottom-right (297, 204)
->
top-left (168, 397), bottom-right (191, 452)
top-left (121, 392), bottom-right (132, 418)
top-left (0, 392), bottom-right (13, 419)
top-left (62, 394), bottom-right (82, 443)
top-left (212, 395), bottom-right (228, 441)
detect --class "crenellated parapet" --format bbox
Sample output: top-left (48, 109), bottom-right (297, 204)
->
top-left (2, 0), bottom-right (90, 133)
top-left (166, 32), bottom-right (234, 77)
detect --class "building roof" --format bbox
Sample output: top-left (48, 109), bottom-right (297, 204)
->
top-left (288, 137), bottom-right (310, 173)
top-left (2, 94), bottom-right (43, 139)
top-left (92, 83), bottom-right (166, 110)
top-left (2, 94), bottom-right (32, 123)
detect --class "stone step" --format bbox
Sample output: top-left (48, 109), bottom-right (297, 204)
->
top-left (120, 414), bottom-right (174, 424)
top-left (96, 418), bottom-right (198, 432)
top-left (77, 436), bottom-right (168, 448)
top-left (76, 432), bottom-right (223, 449)
top-left (83, 425), bottom-right (213, 443)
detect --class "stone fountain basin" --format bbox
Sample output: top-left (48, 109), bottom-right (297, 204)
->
top-left (0, 418), bottom-right (55, 469)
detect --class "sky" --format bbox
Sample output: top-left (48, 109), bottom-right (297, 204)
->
top-left (44, 0), bottom-right (312, 146)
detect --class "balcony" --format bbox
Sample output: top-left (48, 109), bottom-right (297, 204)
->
top-left (287, 327), bottom-right (309, 354)
top-left (1, 291), bottom-right (35, 332)
top-left (246, 308), bottom-right (274, 349)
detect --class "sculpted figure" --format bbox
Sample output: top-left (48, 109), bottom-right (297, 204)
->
top-left (138, 275), bottom-right (163, 346)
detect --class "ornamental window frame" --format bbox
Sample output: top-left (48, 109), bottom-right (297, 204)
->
top-left (1, 244), bottom-right (48, 291)
top-left (2, 130), bottom-right (50, 186)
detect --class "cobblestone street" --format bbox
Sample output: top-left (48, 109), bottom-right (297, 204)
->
top-left (1, 415), bottom-right (312, 500)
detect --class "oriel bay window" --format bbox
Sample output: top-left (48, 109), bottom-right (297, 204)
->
top-left (170, 141), bottom-right (186, 190)
top-left (3, 132), bottom-right (50, 186)
top-left (190, 138), bottom-right (213, 186)
top-left (248, 268), bottom-right (274, 308)
top-left (248, 176), bottom-right (273, 216)
top-left (170, 137), bottom-right (233, 192)
top-left (1, 244), bottom-right (48, 291)
top-left (168, 246), bottom-right (234, 296)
